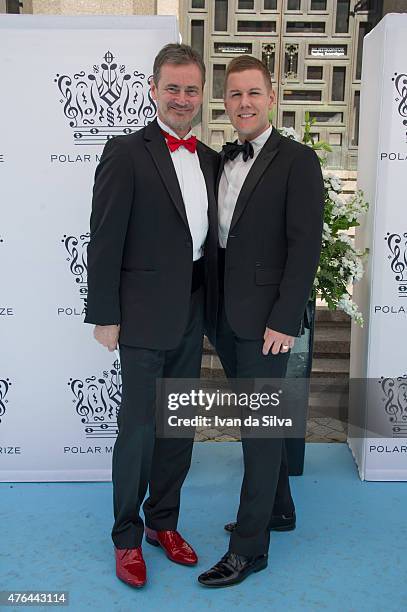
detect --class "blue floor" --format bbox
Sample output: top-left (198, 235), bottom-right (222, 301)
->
top-left (1, 443), bottom-right (406, 612)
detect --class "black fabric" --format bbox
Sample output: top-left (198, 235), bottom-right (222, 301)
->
top-left (85, 119), bottom-right (219, 349)
top-left (215, 290), bottom-right (295, 557)
top-left (216, 127), bottom-right (324, 340)
top-left (111, 288), bottom-right (204, 549)
top-left (209, 129), bottom-right (324, 557)
top-left (222, 140), bottom-right (254, 162)
top-left (191, 257), bottom-right (205, 294)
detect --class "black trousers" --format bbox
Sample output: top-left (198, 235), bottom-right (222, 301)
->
top-left (215, 288), bottom-right (295, 557)
top-left (111, 287), bottom-right (204, 549)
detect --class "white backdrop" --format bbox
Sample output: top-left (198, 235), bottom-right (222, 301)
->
top-left (349, 14), bottom-right (407, 481)
top-left (0, 15), bottom-right (178, 481)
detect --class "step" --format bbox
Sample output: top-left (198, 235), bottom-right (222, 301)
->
top-left (310, 377), bottom-right (349, 391)
top-left (315, 307), bottom-right (351, 324)
top-left (311, 357), bottom-right (350, 378)
top-left (313, 326), bottom-right (350, 355)
top-left (202, 356), bottom-right (350, 375)
top-left (203, 336), bottom-right (214, 354)
top-left (202, 349), bottom-right (351, 377)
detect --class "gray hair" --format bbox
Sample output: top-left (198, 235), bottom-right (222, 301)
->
top-left (153, 43), bottom-right (206, 86)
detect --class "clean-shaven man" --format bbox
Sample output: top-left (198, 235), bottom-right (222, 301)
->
top-left (85, 44), bottom-right (218, 588)
top-left (198, 55), bottom-right (324, 588)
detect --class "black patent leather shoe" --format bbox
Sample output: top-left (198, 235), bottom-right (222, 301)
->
top-left (224, 512), bottom-right (296, 533)
top-left (198, 551), bottom-right (268, 588)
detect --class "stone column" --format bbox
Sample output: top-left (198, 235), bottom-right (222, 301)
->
top-left (23, 0), bottom-right (33, 12)
top-left (382, 0), bottom-right (407, 14)
top-left (31, 0), bottom-right (157, 14)
top-left (157, 0), bottom-right (178, 18)
top-left (132, 0), bottom-right (156, 13)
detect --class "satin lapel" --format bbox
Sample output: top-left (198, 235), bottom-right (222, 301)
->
top-left (144, 120), bottom-right (189, 229)
top-left (197, 144), bottom-right (217, 219)
top-left (216, 151), bottom-right (227, 199)
top-left (229, 128), bottom-right (281, 232)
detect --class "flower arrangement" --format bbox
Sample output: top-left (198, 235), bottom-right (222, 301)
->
top-left (278, 112), bottom-right (369, 325)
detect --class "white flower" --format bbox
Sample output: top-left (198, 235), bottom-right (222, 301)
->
top-left (323, 171), bottom-right (343, 192)
top-left (278, 123), bottom-right (368, 326)
top-left (328, 190), bottom-right (339, 202)
top-left (278, 127), bottom-right (301, 142)
top-left (322, 223), bottom-right (332, 241)
top-left (337, 294), bottom-right (364, 325)
top-left (338, 233), bottom-right (354, 246)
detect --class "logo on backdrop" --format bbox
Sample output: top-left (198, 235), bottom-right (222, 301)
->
top-left (0, 378), bottom-right (12, 424)
top-left (55, 50), bottom-right (157, 145)
top-left (385, 232), bottom-right (407, 298)
top-left (380, 374), bottom-right (407, 437)
top-left (392, 72), bottom-right (407, 141)
top-left (69, 360), bottom-right (121, 439)
top-left (59, 233), bottom-right (89, 316)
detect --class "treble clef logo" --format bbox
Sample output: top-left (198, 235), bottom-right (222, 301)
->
top-left (392, 72), bottom-right (407, 126)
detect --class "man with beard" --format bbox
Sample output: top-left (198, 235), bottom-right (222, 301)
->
top-left (85, 43), bottom-right (218, 588)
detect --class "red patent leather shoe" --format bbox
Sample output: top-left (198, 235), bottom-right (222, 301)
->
top-left (115, 546), bottom-right (146, 588)
top-left (145, 528), bottom-right (198, 566)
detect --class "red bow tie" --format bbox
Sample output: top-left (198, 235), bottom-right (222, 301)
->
top-left (162, 130), bottom-right (197, 153)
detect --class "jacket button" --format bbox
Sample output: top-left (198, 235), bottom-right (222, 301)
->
top-left (255, 262), bottom-right (261, 267)
top-left (185, 240), bottom-right (192, 247)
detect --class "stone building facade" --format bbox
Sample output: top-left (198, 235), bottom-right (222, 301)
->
top-left (1, 0), bottom-right (405, 169)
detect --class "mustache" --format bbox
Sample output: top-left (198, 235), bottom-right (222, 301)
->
top-left (168, 102), bottom-right (194, 111)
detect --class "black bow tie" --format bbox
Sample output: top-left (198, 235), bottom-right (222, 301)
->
top-left (222, 140), bottom-right (254, 162)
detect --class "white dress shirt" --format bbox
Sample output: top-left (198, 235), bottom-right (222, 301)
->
top-left (218, 125), bottom-right (273, 248)
top-left (157, 116), bottom-right (208, 261)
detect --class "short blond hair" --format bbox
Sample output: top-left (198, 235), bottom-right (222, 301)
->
top-left (225, 55), bottom-right (272, 93)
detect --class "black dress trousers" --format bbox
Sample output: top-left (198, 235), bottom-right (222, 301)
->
top-left (111, 286), bottom-right (204, 549)
top-left (215, 254), bottom-right (295, 557)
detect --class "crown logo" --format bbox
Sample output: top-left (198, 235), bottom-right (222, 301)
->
top-left (0, 378), bottom-right (11, 424)
top-left (55, 50), bottom-right (157, 145)
top-left (379, 374), bottom-right (407, 437)
top-left (62, 233), bottom-right (90, 309)
top-left (384, 232), bottom-right (407, 297)
top-left (69, 360), bottom-right (121, 438)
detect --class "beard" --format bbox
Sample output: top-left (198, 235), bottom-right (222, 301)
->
top-left (158, 102), bottom-right (196, 133)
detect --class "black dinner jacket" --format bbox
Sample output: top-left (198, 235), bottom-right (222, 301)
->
top-left (85, 119), bottom-right (219, 350)
top-left (218, 127), bottom-right (324, 339)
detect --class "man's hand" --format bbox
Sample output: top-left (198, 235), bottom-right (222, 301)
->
top-left (94, 324), bottom-right (120, 352)
top-left (263, 327), bottom-right (295, 356)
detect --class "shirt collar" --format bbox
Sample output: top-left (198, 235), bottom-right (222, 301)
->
top-left (157, 116), bottom-right (193, 140)
top-left (238, 124), bottom-right (273, 154)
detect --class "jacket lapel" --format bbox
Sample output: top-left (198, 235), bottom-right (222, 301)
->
top-left (144, 119), bottom-right (189, 229)
top-left (197, 143), bottom-right (217, 218)
top-left (216, 151), bottom-right (227, 199)
top-left (229, 127), bottom-right (281, 232)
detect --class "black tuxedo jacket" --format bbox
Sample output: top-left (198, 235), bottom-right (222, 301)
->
top-left (85, 119), bottom-right (219, 350)
top-left (218, 127), bottom-right (324, 339)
